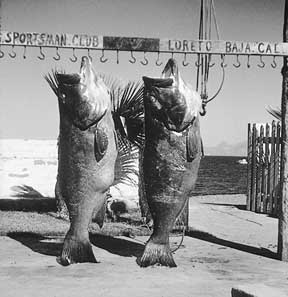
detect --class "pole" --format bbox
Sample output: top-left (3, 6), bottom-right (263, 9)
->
top-left (278, 0), bottom-right (288, 261)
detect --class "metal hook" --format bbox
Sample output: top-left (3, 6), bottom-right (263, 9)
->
top-left (155, 52), bottom-right (163, 66)
top-left (0, 46), bottom-right (4, 58)
top-left (38, 47), bottom-right (45, 60)
top-left (247, 55), bottom-right (251, 68)
top-left (140, 52), bottom-right (148, 66)
top-left (233, 55), bottom-right (241, 68)
top-left (23, 46), bottom-right (27, 59)
top-left (53, 47), bottom-right (61, 61)
top-left (69, 48), bottom-right (77, 63)
top-left (116, 50), bottom-right (119, 64)
top-left (87, 49), bottom-right (92, 61)
top-left (257, 55), bottom-right (265, 68)
top-left (100, 49), bottom-right (108, 63)
top-left (129, 51), bottom-right (136, 64)
top-left (182, 53), bottom-right (189, 67)
top-left (208, 55), bottom-right (215, 68)
top-left (271, 56), bottom-right (277, 68)
top-left (9, 46), bottom-right (16, 58)
top-left (220, 55), bottom-right (227, 68)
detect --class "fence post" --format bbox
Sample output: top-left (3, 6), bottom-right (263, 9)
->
top-left (247, 123), bottom-right (252, 210)
top-left (278, 0), bottom-right (288, 261)
top-left (251, 124), bottom-right (258, 212)
top-left (263, 123), bottom-right (270, 213)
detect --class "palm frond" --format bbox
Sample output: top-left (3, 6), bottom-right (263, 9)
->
top-left (44, 70), bottom-right (59, 96)
top-left (112, 81), bottom-right (145, 148)
top-left (113, 145), bottom-right (139, 186)
top-left (267, 106), bottom-right (281, 121)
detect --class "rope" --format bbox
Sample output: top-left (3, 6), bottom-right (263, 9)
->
top-left (197, 0), bottom-right (225, 114)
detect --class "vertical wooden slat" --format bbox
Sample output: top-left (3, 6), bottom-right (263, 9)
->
top-left (247, 123), bottom-right (252, 211)
top-left (251, 123), bottom-right (258, 212)
top-left (275, 122), bottom-right (282, 215)
top-left (268, 121), bottom-right (276, 214)
top-left (263, 123), bottom-right (270, 213)
top-left (257, 125), bottom-right (264, 213)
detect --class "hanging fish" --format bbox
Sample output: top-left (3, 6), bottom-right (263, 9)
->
top-left (45, 56), bottom-right (117, 265)
top-left (140, 58), bottom-right (203, 267)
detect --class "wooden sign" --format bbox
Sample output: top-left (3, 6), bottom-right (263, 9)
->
top-left (1, 30), bottom-right (288, 56)
top-left (0, 31), bottom-right (103, 49)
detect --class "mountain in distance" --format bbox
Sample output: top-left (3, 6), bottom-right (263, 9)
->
top-left (204, 140), bottom-right (247, 157)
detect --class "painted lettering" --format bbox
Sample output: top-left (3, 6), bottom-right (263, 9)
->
top-left (258, 42), bottom-right (265, 53)
top-left (26, 33), bottom-right (32, 45)
top-left (190, 41), bottom-right (196, 52)
top-left (72, 34), bottom-right (79, 46)
top-left (92, 36), bottom-right (98, 47)
top-left (226, 41), bottom-right (232, 53)
top-left (174, 40), bottom-right (181, 51)
top-left (245, 43), bottom-right (251, 53)
top-left (13, 32), bottom-right (19, 42)
top-left (168, 40), bottom-right (174, 51)
top-left (266, 44), bottom-right (272, 54)
top-left (183, 39), bottom-right (189, 51)
top-left (274, 43), bottom-right (280, 54)
top-left (5, 32), bottom-right (12, 43)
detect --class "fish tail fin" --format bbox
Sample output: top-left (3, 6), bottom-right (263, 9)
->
top-left (57, 235), bottom-right (97, 266)
top-left (139, 241), bottom-right (177, 268)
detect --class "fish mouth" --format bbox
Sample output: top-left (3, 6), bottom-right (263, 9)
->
top-left (56, 73), bottom-right (81, 85)
top-left (142, 76), bottom-right (173, 88)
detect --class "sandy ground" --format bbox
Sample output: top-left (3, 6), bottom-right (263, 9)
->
top-left (1, 139), bottom-right (288, 296)
top-left (0, 195), bottom-right (287, 297)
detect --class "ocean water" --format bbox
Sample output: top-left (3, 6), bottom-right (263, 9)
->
top-left (193, 156), bottom-right (247, 195)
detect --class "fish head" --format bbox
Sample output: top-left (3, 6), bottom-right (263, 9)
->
top-left (56, 56), bottom-right (110, 130)
top-left (143, 58), bottom-right (202, 132)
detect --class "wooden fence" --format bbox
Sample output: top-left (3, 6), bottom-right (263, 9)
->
top-left (247, 121), bottom-right (281, 215)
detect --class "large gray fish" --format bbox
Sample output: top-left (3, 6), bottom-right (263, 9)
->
top-left (140, 58), bottom-right (203, 267)
top-left (45, 57), bottom-right (117, 265)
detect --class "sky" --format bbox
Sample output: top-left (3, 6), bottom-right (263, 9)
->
top-left (0, 0), bottom-right (285, 147)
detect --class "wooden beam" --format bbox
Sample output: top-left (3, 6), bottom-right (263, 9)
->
top-left (278, 0), bottom-right (288, 261)
top-left (1, 30), bottom-right (288, 56)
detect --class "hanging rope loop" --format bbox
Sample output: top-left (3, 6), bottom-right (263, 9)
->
top-left (196, 0), bottom-right (225, 115)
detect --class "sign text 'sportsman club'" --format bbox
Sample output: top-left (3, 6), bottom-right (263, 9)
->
top-left (1, 31), bottom-right (288, 56)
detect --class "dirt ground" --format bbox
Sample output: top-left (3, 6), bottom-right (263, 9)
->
top-left (1, 194), bottom-right (288, 297)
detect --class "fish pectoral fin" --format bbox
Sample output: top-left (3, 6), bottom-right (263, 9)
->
top-left (94, 127), bottom-right (108, 162)
top-left (186, 118), bottom-right (202, 162)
